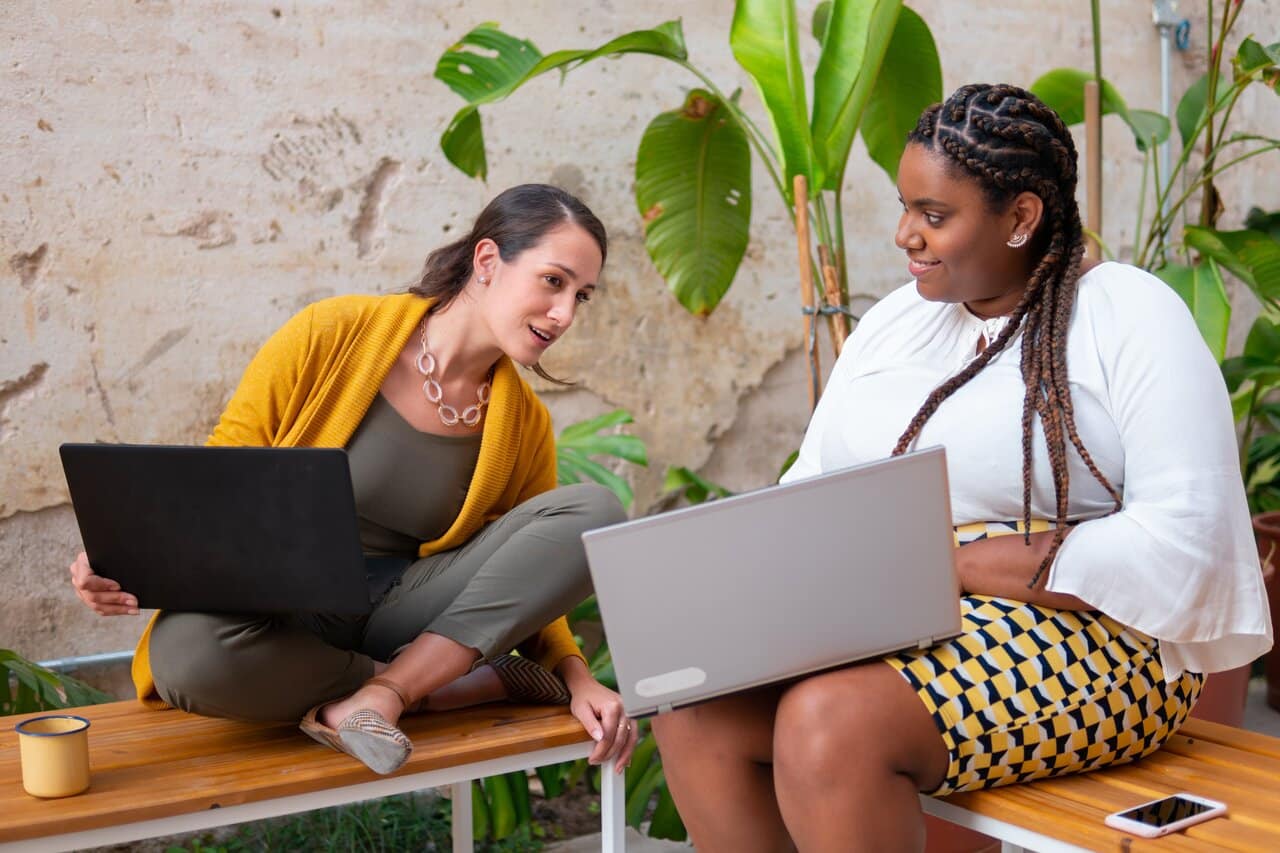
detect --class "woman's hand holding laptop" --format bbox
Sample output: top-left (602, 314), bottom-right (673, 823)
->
top-left (69, 552), bottom-right (138, 617)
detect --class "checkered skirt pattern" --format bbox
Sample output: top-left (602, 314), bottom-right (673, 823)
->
top-left (884, 521), bottom-right (1204, 796)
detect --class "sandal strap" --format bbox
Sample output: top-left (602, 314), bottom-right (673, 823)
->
top-left (365, 676), bottom-right (412, 711)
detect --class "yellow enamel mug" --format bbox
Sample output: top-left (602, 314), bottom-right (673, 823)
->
top-left (15, 714), bottom-right (91, 798)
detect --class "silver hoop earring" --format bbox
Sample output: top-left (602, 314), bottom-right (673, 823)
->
top-left (1007, 233), bottom-right (1029, 248)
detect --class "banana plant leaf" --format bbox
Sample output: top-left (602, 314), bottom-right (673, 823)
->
top-left (1153, 260), bottom-right (1230, 362)
top-left (636, 88), bottom-right (751, 316)
top-left (1223, 316), bottom-right (1280, 394)
top-left (648, 783), bottom-right (688, 841)
top-left (858, 5), bottom-right (942, 182)
top-left (731, 0), bottom-right (815, 197)
top-left (1185, 226), bottom-right (1280, 310)
top-left (1031, 69), bottom-right (1170, 152)
top-left (625, 755), bottom-right (667, 828)
top-left (483, 774), bottom-right (518, 839)
top-left (810, 0), bottom-right (902, 188)
top-left (471, 779), bottom-right (491, 840)
top-left (535, 762), bottom-right (567, 799)
top-left (436, 22), bottom-right (688, 179)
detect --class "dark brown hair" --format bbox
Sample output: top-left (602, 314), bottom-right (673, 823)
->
top-left (891, 83), bottom-right (1121, 587)
top-left (410, 183), bottom-right (608, 383)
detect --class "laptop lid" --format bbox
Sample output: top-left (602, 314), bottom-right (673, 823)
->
top-left (59, 444), bottom-right (371, 615)
top-left (583, 447), bottom-right (960, 717)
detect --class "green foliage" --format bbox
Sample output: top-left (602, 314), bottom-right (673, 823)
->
top-left (1152, 261), bottom-right (1231, 362)
top-left (0, 650), bottom-right (112, 716)
top-left (1031, 69), bottom-right (1170, 151)
top-left (1223, 298), bottom-right (1280, 513)
top-left (635, 89), bottom-right (752, 316)
top-left (433, 2), bottom-right (941, 325)
top-left (662, 466), bottom-right (733, 505)
top-left (556, 409), bottom-right (648, 509)
top-left (435, 22), bottom-right (687, 181)
top-left (165, 791), bottom-right (545, 852)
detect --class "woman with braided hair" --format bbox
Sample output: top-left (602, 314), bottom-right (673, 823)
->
top-left (650, 84), bottom-right (1272, 851)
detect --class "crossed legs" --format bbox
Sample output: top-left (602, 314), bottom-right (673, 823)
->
top-left (652, 661), bottom-right (948, 853)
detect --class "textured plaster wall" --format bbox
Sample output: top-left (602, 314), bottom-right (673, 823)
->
top-left (2, 1), bottom-right (1277, 660)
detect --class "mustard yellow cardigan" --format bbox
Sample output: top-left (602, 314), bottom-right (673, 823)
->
top-left (132, 293), bottom-right (584, 707)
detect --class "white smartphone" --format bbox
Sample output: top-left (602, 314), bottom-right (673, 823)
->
top-left (1104, 793), bottom-right (1227, 838)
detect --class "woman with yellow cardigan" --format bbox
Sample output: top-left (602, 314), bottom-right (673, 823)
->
top-left (68, 184), bottom-right (635, 775)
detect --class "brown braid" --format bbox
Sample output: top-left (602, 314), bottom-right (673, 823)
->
top-left (890, 84), bottom-right (1122, 588)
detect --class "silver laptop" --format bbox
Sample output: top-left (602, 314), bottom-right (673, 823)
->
top-left (582, 446), bottom-right (960, 717)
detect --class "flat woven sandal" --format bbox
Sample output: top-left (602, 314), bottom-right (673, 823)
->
top-left (299, 676), bottom-right (414, 775)
top-left (489, 654), bottom-right (572, 705)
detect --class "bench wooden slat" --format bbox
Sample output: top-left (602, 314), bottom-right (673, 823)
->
top-left (0, 700), bottom-right (591, 843)
top-left (936, 718), bottom-right (1280, 852)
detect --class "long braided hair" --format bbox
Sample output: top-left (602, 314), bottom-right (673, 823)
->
top-left (890, 83), bottom-right (1121, 587)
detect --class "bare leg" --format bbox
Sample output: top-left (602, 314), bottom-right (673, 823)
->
top-left (319, 631), bottom-right (478, 727)
top-left (422, 665), bottom-right (505, 711)
top-left (773, 662), bottom-right (948, 853)
top-left (651, 685), bottom-right (795, 853)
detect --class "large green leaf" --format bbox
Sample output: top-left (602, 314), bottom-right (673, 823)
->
top-left (1185, 226), bottom-right (1280, 309)
top-left (859, 6), bottom-right (942, 182)
top-left (435, 24), bottom-right (543, 103)
top-left (440, 106), bottom-right (487, 179)
top-left (1176, 73), bottom-right (1209, 148)
top-left (435, 22), bottom-right (688, 180)
top-left (1030, 69), bottom-right (1168, 152)
top-left (648, 783), bottom-right (689, 841)
top-left (1123, 108), bottom-right (1172, 152)
top-left (731, 0), bottom-right (815, 198)
top-left (810, 0), bottom-right (901, 188)
top-left (1245, 314), bottom-right (1280, 365)
top-left (636, 89), bottom-right (752, 316)
top-left (1030, 68), bottom-right (1128, 124)
top-left (1153, 261), bottom-right (1230, 362)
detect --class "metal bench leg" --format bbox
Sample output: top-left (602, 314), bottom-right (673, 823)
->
top-left (452, 780), bottom-right (474, 853)
top-left (600, 759), bottom-right (626, 852)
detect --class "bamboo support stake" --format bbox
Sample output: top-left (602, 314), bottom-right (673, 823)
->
top-left (793, 175), bottom-right (821, 412)
top-left (817, 245), bottom-right (849, 356)
top-left (1083, 80), bottom-right (1103, 260)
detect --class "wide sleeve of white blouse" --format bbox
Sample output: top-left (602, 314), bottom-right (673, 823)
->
top-left (1046, 266), bottom-right (1272, 678)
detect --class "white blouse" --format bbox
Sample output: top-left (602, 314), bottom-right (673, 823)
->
top-left (782, 262), bottom-right (1272, 678)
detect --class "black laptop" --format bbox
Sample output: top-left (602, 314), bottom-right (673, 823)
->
top-left (59, 444), bottom-right (372, 614)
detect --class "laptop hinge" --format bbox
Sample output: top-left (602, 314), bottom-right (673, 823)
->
top-left (917, 638), bottom-right (933, 649)
top-left (658, 703), bottom-right (674, 715)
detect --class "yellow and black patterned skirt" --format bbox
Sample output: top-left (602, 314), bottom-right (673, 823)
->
top-left (884, 521), bottom-right (1204, 796)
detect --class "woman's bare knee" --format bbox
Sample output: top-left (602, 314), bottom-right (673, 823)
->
top-left (774, 663), bottom-right (946, 791)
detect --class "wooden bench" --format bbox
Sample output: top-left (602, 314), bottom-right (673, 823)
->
top-left (921, 717), bottom-right (1280, 851)
top-left (0, 700), bottom-right (624, 852)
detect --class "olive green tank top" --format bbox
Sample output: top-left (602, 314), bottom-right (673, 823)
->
top-left (345, 394), bottom-right (484, 557)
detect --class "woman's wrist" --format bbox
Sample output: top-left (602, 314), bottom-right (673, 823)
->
top-left (555, 654), bottom-right (595, 692)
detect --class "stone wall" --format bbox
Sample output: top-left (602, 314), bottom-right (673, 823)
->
top-left (2, 1), bottom-right (1277, 660)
